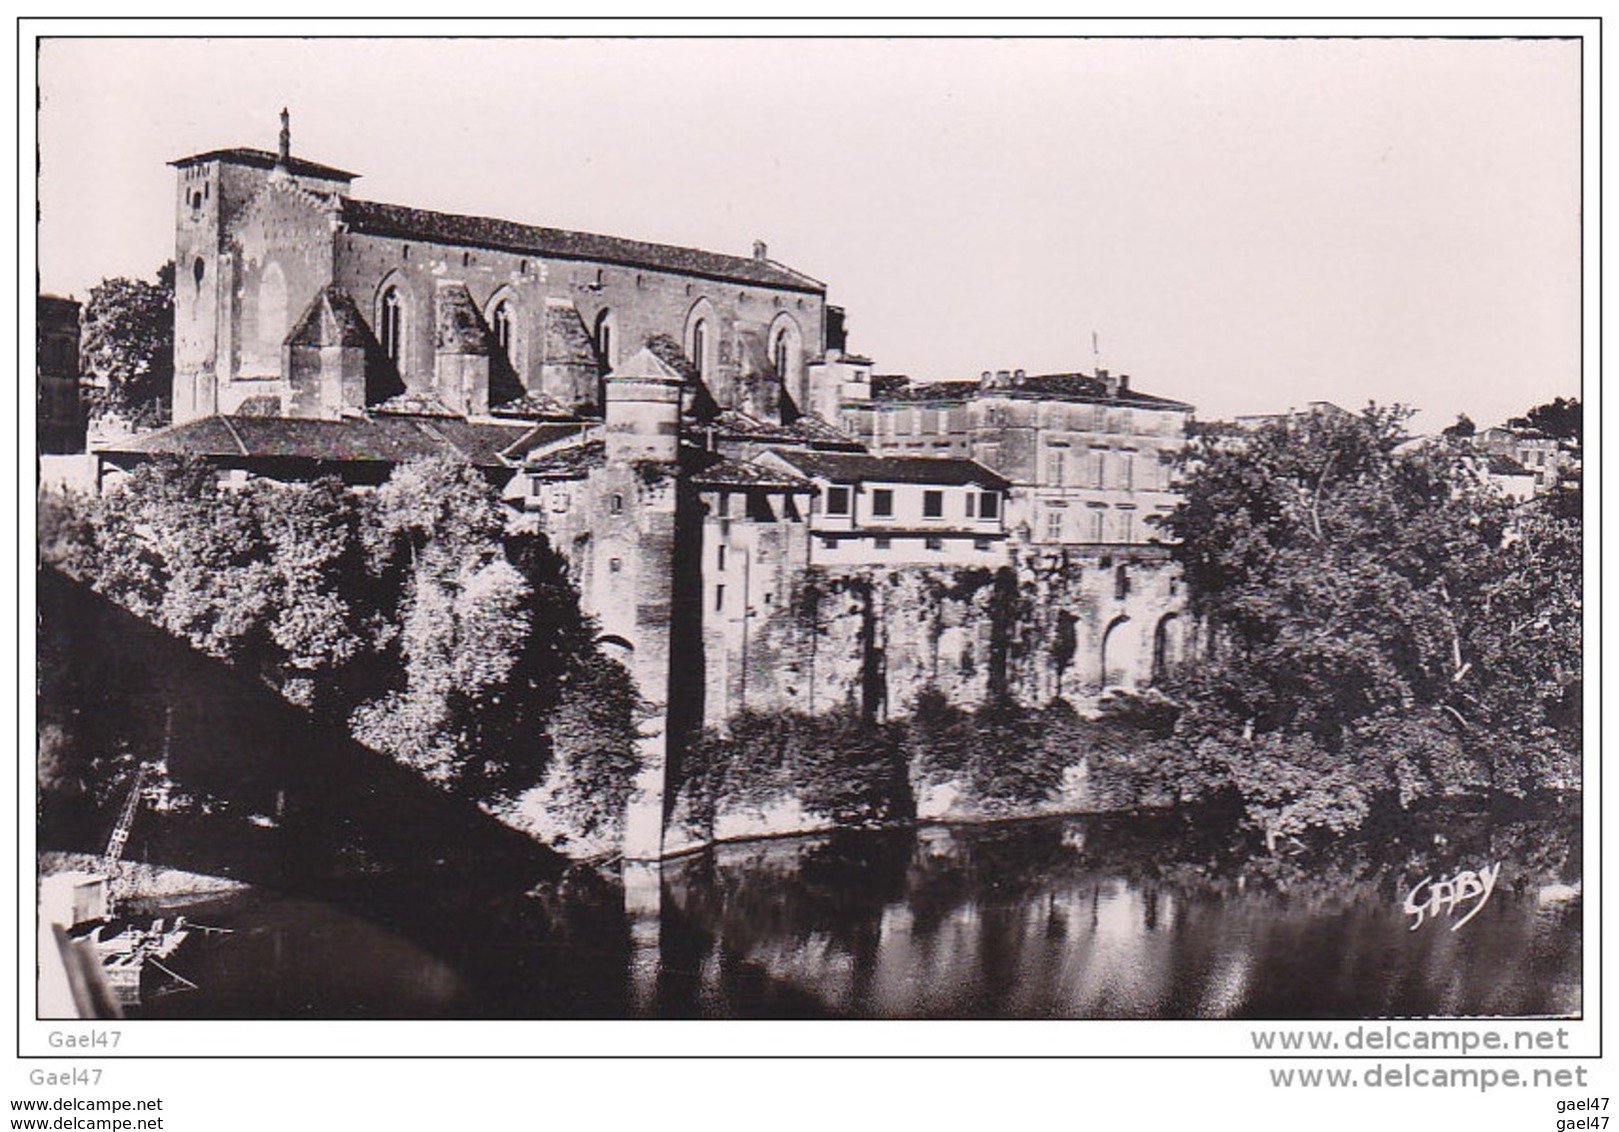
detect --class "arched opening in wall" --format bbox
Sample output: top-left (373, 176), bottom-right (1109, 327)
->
top-left (485, 291), bottom-right (524, 405)
top-left (378, 283), bottom-right (406, 373)
top-left (192, 257), bottom-right (205, 294)
top-left (690, 318), bottom-right (709, 381)
top-left (684, 298), bottom-right (717, 386)
top-left (768, 313), bottom-right (803, 413)
top-left (258, 262), bottom-right (288, 359)
top-left (1151, 613), bottom-right (1182, 686)
top-left (594, 308), bottom-right (618, 373)
top-left (1100, 615), bottom-right (1138, 690)
top-left (490, 297), bottom-right (514, 360)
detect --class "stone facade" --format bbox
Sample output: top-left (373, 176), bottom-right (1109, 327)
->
top-left (147, 118), bottom-right (1200, 858)
top-left (170, 121), bottom-right (828, 428)
top-left (839, 368), bottom-right (1193, 548)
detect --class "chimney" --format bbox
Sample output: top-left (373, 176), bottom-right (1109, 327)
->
top-left (1099, 367), bottom-right (1119, 398)
top-left (995, 369), bottom-right (1011, 388)
top-left (277, 107), bottom-right (291, 167)
top-left (1118, 373), bottom-right (1130, 392)
top-left (1013, 368), bottom-right (1027, 386)
top-left (980, 370), bottom-right (993, 389)
top-left (753, 239), bottom-right (768, 261)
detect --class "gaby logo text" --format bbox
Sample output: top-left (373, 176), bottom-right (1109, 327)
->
top-left (1404, 863), bottom-right (1502, 932)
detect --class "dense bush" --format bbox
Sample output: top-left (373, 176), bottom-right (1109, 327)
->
top-left (38, 457), bottom-right (639, 831)
top-left (1149, 405), bottom-right (1581, 844)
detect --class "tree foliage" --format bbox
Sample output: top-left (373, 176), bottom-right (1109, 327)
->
top-left (81, 263), bottom-right (174, 429)
top-left (1154, 405), bottom-right (1580, 843)
top-left (1522, 396), bottom-right (1582, 442)
top-left (39, 457), bottom-right (638, 825)
top-left (1441, 413), bottom-right (1475, 438)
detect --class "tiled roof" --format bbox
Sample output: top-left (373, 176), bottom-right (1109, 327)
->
top-left (341, 198), bottom-right (825, 294)
top-left (371, 392), bottom-right (462, 418)
top-left (783, 412), bottom-right (865, 448)
top-left (683, 446), bottom-right (815, 490)
top-left (287, 285), bottom-right (374, 350)
top-left (867, 380), bottom-right (979, 404)
top-left (488, 391), bottom-right (582, 420)
top-left (413, 418), bottom-right (564, 467)
top-left (494, 422), bottom-right (587, 463)
top-left (169, 147), bottom-right (359, 182)
top-left (99, 414), bottom-right (535, 469)
top-left (523, 438), bottom-right (606, 479)
top-left (871, 372), bottom-right (1193, 412)
top-left (233, 395), bottom-right (284, 417)
top-left (705, 409), bottom-right (863, 449)
top-left (1485, 453), bottom-right (1534, 477)
top-left (768, 449), bottom-right (1011, 490)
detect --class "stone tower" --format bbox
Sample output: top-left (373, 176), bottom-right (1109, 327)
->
top-left (170, 114), bottom-right (358, 423)
top-left (591, 348), bottom-right (687, 860)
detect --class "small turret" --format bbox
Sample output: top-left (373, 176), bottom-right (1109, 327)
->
top-left (604, 347), bottom-right (685, 464)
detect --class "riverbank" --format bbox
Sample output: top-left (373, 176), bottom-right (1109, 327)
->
top-left (38, 852), bottom-right (249, 904)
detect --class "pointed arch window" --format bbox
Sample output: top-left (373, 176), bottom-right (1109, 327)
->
top-left (768, 314), bottom-right (802, 390)
top-left (380, 285), bottom-right (405, 365)
top-left (594, 308), bottom-right (618, 371)
top-left (773, 328), bottom-right (790, 376)
top-left (491, 298), bottom-right (513, 358)
top-left (690, 317), bottom-right (709, 380)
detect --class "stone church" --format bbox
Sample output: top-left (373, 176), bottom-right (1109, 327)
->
top-left (170, 112), bottom-right (838, 429)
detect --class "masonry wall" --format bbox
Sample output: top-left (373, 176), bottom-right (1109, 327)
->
top-left (334, 231), bottom-right (827, 415)
top-left (701, 544), bottom-right (1189, 728)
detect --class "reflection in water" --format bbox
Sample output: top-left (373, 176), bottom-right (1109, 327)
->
top-left (652, 810), bottom-right (1580, 1020)
top-left (139, 807), bottom-right (1579, 1020)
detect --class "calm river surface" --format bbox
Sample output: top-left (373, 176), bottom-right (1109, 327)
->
top-left (137, 806), bottom-right (1580, 1020)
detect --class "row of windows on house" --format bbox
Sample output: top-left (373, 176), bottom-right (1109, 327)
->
top-left (812, 534), bottom-right (997, 554)
top-left (1043, 448), bottom-right (1172, 491)
top-left (818, 486), bottom-right (1002, 521)
top-left (869, 404), bottom-right (1181, 436)
top-left (1041, 505), bottom-right (1160, 544)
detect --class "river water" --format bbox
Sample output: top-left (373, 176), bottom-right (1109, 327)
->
top-left (136, 806), bottom-right (1580, 1020)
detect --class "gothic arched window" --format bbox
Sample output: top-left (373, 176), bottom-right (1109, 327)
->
top-left (768, 314), bottom-right (802, 384)
top-left (380, 285), bottom-right (405, 365)
top-left (594, 308), bottom-right (617, 371)
top-left (690, 317), bottom-right (709, 380)
top-left (491, 298), bottom-right (513, 357)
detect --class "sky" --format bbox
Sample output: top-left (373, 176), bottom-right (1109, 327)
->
top-left (34, 34), bottom-right (1584, 430)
